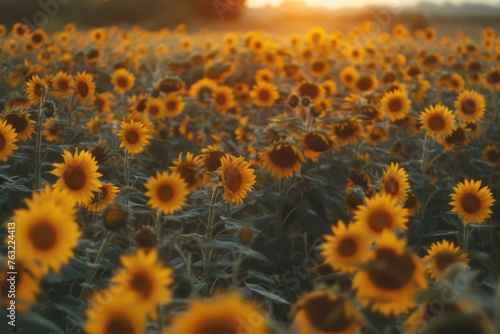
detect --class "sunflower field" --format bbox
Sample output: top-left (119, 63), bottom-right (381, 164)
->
top-left (1, 18), bottom-right (500, 334)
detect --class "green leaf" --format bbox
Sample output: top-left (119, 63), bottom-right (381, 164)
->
top-left (244, 283), bottom-right (290, 304)
top-left (0, 191), bottom-right (9, 204)
top-left (16, 311), bottom-right (65, 334)
top-left (423, 230), bottom-right (461, 238)
top-left (53, 296), bottom-right (86, 323)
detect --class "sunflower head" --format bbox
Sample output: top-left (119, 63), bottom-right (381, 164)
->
top-left (217, 155), bottom-right (256, 205)
top-left (380, 89), bottom-right (411, 122)
top-left (144, 171), bottom-right (189, 215)
top-left (420, 104), bottom-right (456, 139)
top-left (111, 68), bottom-right (135, 94)
top-left (423, 240), bottom-right (469, 281)
top-left (454, 90), bottom-right (486, 123)
top-left (169, 152), bottom-right (203, 192)
top-left (117, 120), bottom-right (152, 156)
top-left (450, 179), bottom-right (495, 226)
top-left (259, 142), bottom-right (305, 179)
top-left (0, 119), bottom-right (18, 162)
top-left (380, 162), bottom-right (410, 203)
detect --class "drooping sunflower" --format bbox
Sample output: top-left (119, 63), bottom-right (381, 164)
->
top-left (380, 162), bottom-right (410, 203)
top-left (379, 89), bottom-right (410, 122)
top-left (26, 75), bottom-right (47, 105)
top-left (403, 192), bottom-right (421, 216)
top-left (482, 145), bottom-right (500, 166)
top-left (301, 130), bottom-right (334, 162)
top-left (74, 71), bottom-right (96, 104)
top-left (454, 90), bottom-right (486, 123)
top-left (217, 155), bottom-right (256, 205)
top-left (450, 179), bottom-right (495, 225)
top-left (321, 220), bottom-right (372, 274)
top-left (144, 171), bottom-right (189, 215)
top-left (111, 68), bottom-right (135, 95)
top-left (259, 142), bottom-right (305, 179)
top-left (352, 231), bottom-right (427, 316)
top-left (332, 118), bottom-right (364, 146)
top-left (420, 104), bottom-right (456, 139)
top-left (292, 291), bottom-right (361, 334)
top-left (423, 240), bottom-right (469, 281)
top-left (0, 119), bottom-right (18, 162)
top-left (0, 258), bottom-right (41, 312)
top-left (189, 78), bottom-right (218, 105)
top-left (84, 291), bottom-right (146, 334)
top-left (2, 111), bottom-right (35, 141)
top-left (110, 249), bottom-right (173, 320)
top-left (212, 85), bottom-right (236, 112)
top-left (163, 292), bottom-right (269, 334)
top-left (169, 152), bottom-right (203, 192)
top-left (85, 182), bottom-right (120, 213)
top-left (200, 145), bottom-right (227, 185)
top-left (117, 120), bottom-right (152, 156)
top-left (51, 149), bottom-right (102, 204)
top-left (353, 193), bottom-right (409, 237)
top-left (439, 124), bottom-right (469, 150)
top-left (14, 197), bottom-right (81, 274)
top-left (250, 81), bottom-right (279, 107)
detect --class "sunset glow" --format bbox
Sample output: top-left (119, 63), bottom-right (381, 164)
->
top-left (247, 0), bottom-right (498, 8)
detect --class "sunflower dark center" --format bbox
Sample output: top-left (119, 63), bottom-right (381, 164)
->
top-left (194, 318), bottom-right (238, 334)
top-left (488, 71), bottom-right (500, 85)
top-left (404, 194), bottom-right (417, 209)
top-left (5, 114), bottom-right (28, 133)
top-left (130, 272), bottom-right (153, 299)
top-left (388, 98), bottom-right (403, 113)
top-left (298, 83), bottom-right (320, 99)
top-left (446, 128), bottom-right (466, 145)
top-left (334, 122), bottom-right (358, 138)
top-left (32, 33), bottom-right (42, 44)
top-left (77, 81), bottom-right (89, 97)
top-left (337, 237), bottom-right (357, 257)
top-left (87, 48), bottom-right (99, 60)
top-left (116, 76), bottom-right (129, 88)
top-left (368, 248), bottom-right (415, 290)
top-left (367, 210), bottom-right (393, 233)
top-left (64, 166), bottom-right (87, 190)
top-left (104, 313), bottom-right (135, 334)
top-left (258, 89), bottom-right (271, 102)
top-left (428, 115), bottom-right (445, 131)
top-left (166, 100), bottom-right (178, 111)
top-left (215, 93), bottom-right (227, 106)
top-left (123, 129), bottom-right (139, 144)
top-left (382, 72), bottom-right (397, 83)
top-left (345, 193), bottom-right (364, 210)
top-left (312, 61), bottom-right (325, 72)
top-left (460, 98), bottom-right (477, 115)
top-left (0, 134), bottom-right (5, 151)
top-left (460, 193), bottom-right (481, 214)
top-left (486, 149), bottom-right (500, 162)
top-left (57, 79), bottom-right (69, 91)
top-left (205, 151), bottom-right (225, 172)
top-left (269, 146), bottom-right (299, 168)
top-left (434, 252), bottom-right (457, 272)
top-left (356, 76), bottom-right (373, 91)
top-left (344, 74), bottom-right (353, 83)
top-left (467, 61), bottom-right (482, 72)
top-left (157, 184), bottom-right (174, 202)
top-left (301, 294), bottom-right (353, 332)
top-left (407, 67), bottom-right (421, 77)
top-left (224, 166), bottom-right (243, 192)
top-left (29, 221), bottom-right (57, 251)
top-left (305, 133), bottom-right (331, 152)
top-left (384, 177), bottom-right (400, 195)
top-left (178, 164), bottom-right (197, 186)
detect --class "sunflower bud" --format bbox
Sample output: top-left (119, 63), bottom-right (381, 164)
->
top-left (287, 93), bottom-right (300, 108)
top-left (134, 226), bottom-right (158, 249)
top-left (43, 100), bottom-right (57, 118)
top-left (238, 224), bottom-right (253, 245)
top-left (102, 203), bottom-right (129, 231)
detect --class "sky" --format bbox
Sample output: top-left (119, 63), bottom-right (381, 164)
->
top-left (247, 0), bottom-right (499, 9)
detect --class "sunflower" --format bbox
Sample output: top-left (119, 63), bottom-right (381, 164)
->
top-left (0, 119), bottom-right (18, 162)
top-left (0, 258), bottom-right (41, 312)
top-left (144, 171), bottom-right (189, 215)
top-left (355, 75), bottom-right (378, 93)
top-left (169, 152), bottom-right (203, 192)
top-left (454, 90), bottom-right (486, 123)
top-left (85, 182), bottom-right (120, 213)
top-left (450, 179), bottom-right (495, 225)
top-left (259, 142), bottom-right (305, 179)
top-left (110, 249), bottom-right (172, 320)
top-left (50, 70), bottom-right (74, 98)
top-left (3, 111), bottom-right (35, 141)
top-left (447, 72), bottom-right (466, 92)
top-left (74, 71), bottom-right (96, 104)
top-left (93, 92), bottom-right (115, 114)
top-left (332, 118), bottom-right (364, 146)
top-left (423, 240), bottom-right (469, 281)
top-left (14, 196), bottom-right (81, 274)
top-left (439, 124), bottom-right (469, 150)
top-left (301, 130), bottom-right (334, 162)
top-left (144, 97), bottom-right (165, 119)
top-left (212, 85), bottom-right (236, 112)
top-left (29, 184), bottom-right (77, 216)
top-left (117, 120), bottom-right (152, 156)
top-left (217, 155), bottom-right (256, 205)
top-left (321, 220), bottom-right (372, 274)
top-left (295, 81), bottom-right (325, 105)
top-left (420, 104), bottom-right (456, 139)
top-left (380, 162), bottom-right (410, 203)
top-left (164, 93), bottom-right (185, 118)
top-left (84, 291), bottom-right (146, 334)
top-left (482, 145), bottom-right (500, 166)
top-left (200, 145), bottom-right (227, 184)
top-left (365, 125), bottom-right (387, 146)
top-left (111, 68), bottom-right (135, 95)
top-left (352, 231), bottom-right (427, 316)
top-left (189, 78), bottom-right (218, 105)
top-left (379, 89), bottom-right (410, 122)
top-left (292, 291), bottom-right (361, 334)
top-left (51, 149), bottom-right (102, 204)
top-left (309, 58), bottom-right (331, 78)
top-left (163, 292), bottom-right (269, 334)
top-left (255, 68), bottom-right (275, 84)
top-left (26, 75), bottom-right (46, 105)
top-left (250, 81), bottom-right (279, 107)
top-left (339, 66), bottom-right (359, 89)
top-left (484, 67), bottom-right (500, 89)
top-left (353, 193), bottom-right (409, 237)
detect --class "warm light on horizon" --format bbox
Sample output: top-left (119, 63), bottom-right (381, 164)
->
top-left (247, 0), bottom-right (499, 8)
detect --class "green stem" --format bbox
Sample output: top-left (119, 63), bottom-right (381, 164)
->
top-left (275, 178), bottom-right (284, 237)
top-left (79, 230), bottom-right (113, 300)
top-left (67, 92), bottom-right (76, 128)
top-left (421, 133), bottom-right (429, 174)
top-left (232, 251), bottom-right (244, 288)
top-left (34, 99), bottom-right (44, 190)
top-left (124, 150), bottom-right (130, 205)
